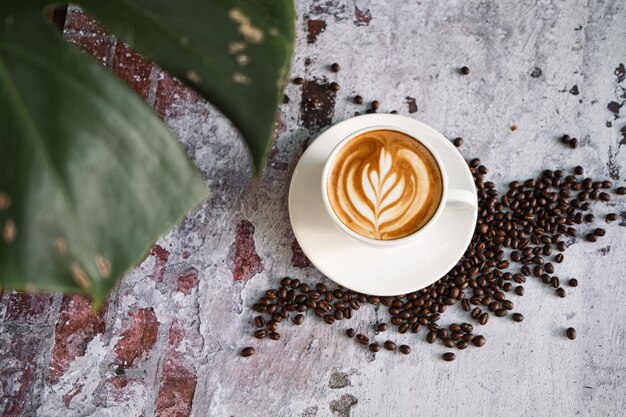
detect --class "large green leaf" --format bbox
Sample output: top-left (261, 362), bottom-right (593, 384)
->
top-left (75, 0), bottom-right (296, 171)
top-left (0, 12), bottom-right (209, 307)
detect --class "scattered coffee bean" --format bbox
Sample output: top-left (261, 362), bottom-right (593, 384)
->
top-left (282, 94), bottom-right (290, 104)
top-left (399, 345), bottom-right (411, 355)
top-left (384, 341), bottom-right (396, 351)
top-left (370, 100), bottom-right (380, 110)
top-left (511, 124), bottom-right (518, 131)
top-left (594, 228), bottom-right (606, 237)
top-left (453, 137), bottom-right (464, 147)
top-left (369, 343), bottom-right (380, 352)
top-left (377, 323), bottom-right (388, 332)
top-left (442, 352), bottom-right (456, 361)
top-left (426, 331), bottom-right (437, 344)
top-left (616, 187), bottom-right (626, 195)
top-left (293, 314), bottom-right (304, 325)
top-left (346, 328), bottom-right (356, 338)
top-left (267, 320), bottom-right (278, 332)
top-left (356, 334), bottom-right (369, 345)
top-left (293, 77), bottom-right (304, 85)
top-left (606, 213), bottom-right (618, 222)
top-left (330, 63), bottom-right (341, 72)
top-left (560, 134), bottom-right (571, 144)
top-left (240, 347), bottom-right (255, 357)
top-left (329, 82), bottom-right (340, 92)
top-left (353, 95), bottom-right (364, 105)
top-left (512, 313), bottom-right (524, 322)
top-left (269, 331), bottom-right (280, 340)
top-left (472, 335), bottom-right (486, 347)
top-left (515, 286), bottom-right (524, 296)
top-left (566, 327), bottom-right (576, 340)
top-left (556, 287), bottom-right (566, 298)
top-left (570, 138), bottom-right (579, 149)
top-left (495, 308), bottom-right (508, 317)
top-left (585, 233), bottom-right (597, 242)
top-left (478, 312), bottom-right (489, 325)
top-left (460, 66), bottom-right (470, 75)
top-left (254, 316), bottom-right (265, 328)
top-left (574, 166), bottom-right (584, 175)
top-left (568, 278), bottom-right (578, 287)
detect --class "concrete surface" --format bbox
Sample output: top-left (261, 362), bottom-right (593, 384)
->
top-left (1, 1), bottom-right (625, 416)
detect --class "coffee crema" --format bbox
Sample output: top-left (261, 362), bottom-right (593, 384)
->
top-left (327, 129), bottom-right (443, 240)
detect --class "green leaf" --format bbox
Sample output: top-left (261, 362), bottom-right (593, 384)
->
top-left (0, 12), bottom-right (209, 307)
top-left (75, 0), bottom-right (296, 172)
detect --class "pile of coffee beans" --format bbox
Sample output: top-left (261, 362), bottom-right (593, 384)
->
top-left (241, 156), bottom-right (623, 360)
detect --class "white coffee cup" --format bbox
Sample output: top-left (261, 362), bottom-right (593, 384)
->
top-left (321, 124), bottom-right (476, 247)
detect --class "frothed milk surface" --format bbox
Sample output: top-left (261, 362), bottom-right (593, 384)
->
top-left (327, 129), bottom-right (443, 240)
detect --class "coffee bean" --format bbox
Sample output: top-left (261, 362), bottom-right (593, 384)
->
top-left (330, 63), bottom-right (341, 72)
top-left (502, 300), bottom-right (514, 310)
top-left (267, 320), bottom-right (278, 332)
top-left (556, 287), bottom-right (566, 298)
top-left (282, 94), bottom-right (290, 104)
top-left (399, 345), bottom-right (411, 355)
top-left (560, 135), bottom-right (571, 144)
top-left (240, 347), bottom-right (255, 357)
top-left (515, 286), bottom-right (524, 296)
top-left (616, 187), bottom-right (626, 195)
top-left (324, 315), bottom-right (335, 325)
top-left (460, 66), bottom-right (470, 75)
top-left (462, 299), bottom-right (471, 311)
top-left (545, 263), bottom-right (555, 274)
top-left (369, 343), bottom-right (380, 352)
top-left (293, 314), bottom-right (304, 325)
top-left (574, 166), bottom-right (584, 175)
top-left (426, 331), bottom-right (437, 344)
top-left (376, 323), bottom-right (388, 332)
top-left (568, 278), bottom-right (578, 287)
top-left (554, 253), bottom-right (564, 263)
top-left (606, 213), bottom-right (618, 222)
top-left (472, 335), bottom-right (486, 347)
top-left (384, 340), bottom-right (396, 351)
top-left (329, 82), bottom-right (340, 92)
top-left (269, 332), bottom-right (280, 340)
top-left (353, 95), bottom-right (364, 105)
top-left (442, 352), bottom-right (456, 361)
top-left (495, 308), bottom-right (508, 317)
top-left (293, 77), bottom-right (304, 85)
top-left (585, 233), bottom-right (597, 242)
top-left (356, 334), bottom-right (369, 345)
top-left (570, 138), bottom-right (579, 149)
top-left (370, 100), bottom-right (380, 110)
top-left (594, 228), bottom-right (606, 237)
top-left (454, 137), bottom-right (464, 147)
top-left (254, 316), bottom-right (265, 328)
top-left (254, 329), bottom-right (266, 339)
top-left (478, 312), bottom-right (489, 325)
top-left (346, 328), bottom-right (356, 338)
top-left (566, 327), bottom-right (576, 340)
top-left (457, 341), bottom-right (468, 350)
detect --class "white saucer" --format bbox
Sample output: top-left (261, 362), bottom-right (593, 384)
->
top-left (288, 114), bottom-right (478, 296)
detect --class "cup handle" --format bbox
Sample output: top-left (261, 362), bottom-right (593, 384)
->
top-left (446, 189), bottom-right (476, 210)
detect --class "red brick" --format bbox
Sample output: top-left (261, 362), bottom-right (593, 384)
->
top-left (111, 43), bottom-right (154, 100)
top-left (0, 331), bottom-right (42, 416)
top-left (149, 245), bottom-right (170, 282)
top-left (48, 295), bottom-right (106, 384)
top-left (63, 9), bottom-right (112, 65)
top-left (231, 220), bottom-right (264, 281)
top-left (154, 72), bottom-right (200, 118)
top-left (176, 272), bottom-right (198, 295)
top-left (114, 308), bottom-right (159, 368)
top-left (4, 292), bottom-right (54, 323)
top-left (155, 353), bottom-right (196, 417)
top-left (96, 376), bottom-right (146, 409)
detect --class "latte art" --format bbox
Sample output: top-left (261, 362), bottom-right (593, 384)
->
top-left (327, 130), bottom-right (443, 240)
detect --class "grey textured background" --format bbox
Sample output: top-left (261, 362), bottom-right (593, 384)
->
top-left (6, 1), bottom-right (626, 416)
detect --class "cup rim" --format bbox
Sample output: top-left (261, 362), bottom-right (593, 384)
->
top-left (320, 124), bottom-right (449, 247)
